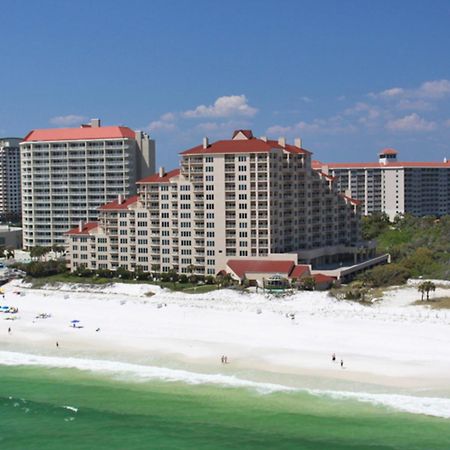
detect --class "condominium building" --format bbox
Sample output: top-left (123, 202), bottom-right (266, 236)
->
top-left (0, 138), bottom-right (22, 223)
top-left (21, 119), bottom-right (155, 248)
top-left (66, 130), bottom-right (369, 275)
top-left (313, 149), bottom-right (450, 219)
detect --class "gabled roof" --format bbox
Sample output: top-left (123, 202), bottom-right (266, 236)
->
top-left (289, 265), bottom-right (311, 279)
top-left (66, 222), bottom-right (99, 235)
top-left (232, 129), bottom-right (254, 139)
top-left (137, 168), bottom-right (180, 184)
top-left (313, 273), bottom-right (336, 283)
top-left (227, 259), bottom-right (296, 278)
top-left (98, 195), bottom-right (139, 211)
top-left (181, 131), bottom-right (310, 156)
top-left (379, 148), bottom-right (398, 155)
top-left (22, 126), bottom-right (136, 142)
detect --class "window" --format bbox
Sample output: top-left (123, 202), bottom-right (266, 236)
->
top-left (206, 194), bottom-right (214, 200)
top-left (206, 213), bottom-right (214, 219)
top-left (206, 185), bottom-right (214, 191)
top-left (238, 156), bottom-right (247, 162)
top-left (206, 175), bottom-right (214, 181)
top-left (205, 166), bottom-right (214, 172)
top-left (238, 175), bottom-right (247, 181)
top-left (238, 165), bottom-right (246, 172)
top-left (180, 185), bottom-right (190, 191)
top-left (238, 184), bottom-right (246, 190)
top-left (207, 250), bottom-right (215, 256)
top-left (206, 231), bottom-right (215, 237)
top-left (207, 259), bottom-right (215, 265)
top-left (205, 157), bottom-right (213, 163)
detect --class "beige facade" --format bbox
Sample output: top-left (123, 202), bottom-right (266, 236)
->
top-left (66, 130), bottom-right (366, 275)
top-left (20, 119), bottom-right (155, 249)
top-left (315, 149), bottom-right (450, 220)
top-left (0, 138), bottom-right (21, 223)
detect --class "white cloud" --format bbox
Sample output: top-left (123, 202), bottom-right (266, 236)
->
top-left (267, 117), bottom-right (356, 136)
top-left (417, 80), bottom-right (450, 98)
top-left (50, 114), bottom-right (87, 126)
top-left (147, 120), bottom-right (176, 132)
top-left (386, 113), bottom-right (436, 132)
top-left (371, 80), bottom-right (450, 101)
top-left (147, 112), bottom-right (176, 132)
top-left (183, 95), bottom-right (258, 118)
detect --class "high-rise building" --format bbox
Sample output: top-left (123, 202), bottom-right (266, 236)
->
top-left (20, 119), bottom-right (155, 248)
top-left (313, 149), bottom-right (450, 220)
top-left (0, 138), bottom-right (22, 223)
top-left (66, 130), bottom-right (369, 275)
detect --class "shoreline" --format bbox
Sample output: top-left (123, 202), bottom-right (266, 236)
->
top-left (1, 279), bottom-right (450, 415)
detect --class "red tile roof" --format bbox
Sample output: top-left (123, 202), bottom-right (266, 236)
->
top-left (289, 265), bottom-right (311, 279)
top-left (318, 161), bottom-right (450, 169)
top-left (137, 168), bottom-right (181, 184)
top-left (66, 221), bottom-right (99, 235)
top-left (341, 194), bottom-right (362, 206)
top-left (379, 148), bottom-right (398, 155)
top-left (232, 129), bottom-right (254, 139)
top-left (98, 195), bottom-right (139, 210)
top-left (313, 273), bottom-right (336, 284)
top-left (181, 136), bottom-right (310, 156)
top-left (22, 126), bottom-right (136, 142)
top-left (227, 259), bottom-right (296, 278)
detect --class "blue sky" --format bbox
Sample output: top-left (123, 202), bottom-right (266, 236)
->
top-left (2, 0), bottom-right (450, 169)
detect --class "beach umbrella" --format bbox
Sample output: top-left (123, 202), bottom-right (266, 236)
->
top-left (70, 319), bottom-right (80, 323)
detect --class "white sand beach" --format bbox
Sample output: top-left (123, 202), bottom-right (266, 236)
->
top-left (1, 279), bottom-right (450, 417)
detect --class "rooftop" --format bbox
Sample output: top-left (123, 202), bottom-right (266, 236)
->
top-left (98, 195), bottom-right (139, 211)
top-left (181, 130), bottom-right (310, 156)
top-left (22, 120), bottom-right (136, 142)
top-left (137, 168), bottom-right (181, 184)
top-left (65, 222), bottom-right (99, 235)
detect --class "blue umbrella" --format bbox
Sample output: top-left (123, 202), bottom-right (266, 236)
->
top-left (71, 320), bottom-right (80, 323)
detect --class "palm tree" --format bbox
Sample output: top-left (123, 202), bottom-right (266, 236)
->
top-left (418, 281), bottom-right (436, 301)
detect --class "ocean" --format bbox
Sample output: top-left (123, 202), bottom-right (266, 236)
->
top-left (1, 355), bottom-right (450, 450)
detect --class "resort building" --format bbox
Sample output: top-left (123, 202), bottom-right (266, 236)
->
top-left (20, 119), bottom-right (155, 249)
top-left (66, 130), bottom-right (372, 276)
top-left (0, 138), bottom-right (22, 223)
top-left (313, 149), bottom-right (450, 220)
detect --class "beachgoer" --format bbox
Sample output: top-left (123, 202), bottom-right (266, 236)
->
top-left (56, 341), bottom-right (59, 348)
top-left (332, 353), bottom-right (336, 362)
top-left (224, 356), bottom-right (228, 364)
top-left (340, 359), bottom-right (344, 368)
top-left (8, 327), bottom-right (11, 334)
top-left (96, 328), bottom-right (100, 332)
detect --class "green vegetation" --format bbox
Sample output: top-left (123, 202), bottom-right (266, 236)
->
top-left (330, 281), bottom-right (385, 304)
top-left (412, 296), bottom-right (450, 309)
top-left (417, 281), bottom-right (436, 301)
top-left (359, 214), bottom-right (450, 286)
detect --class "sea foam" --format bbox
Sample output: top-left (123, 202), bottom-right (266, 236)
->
top-left (1, 350), bottom-right (449, 419)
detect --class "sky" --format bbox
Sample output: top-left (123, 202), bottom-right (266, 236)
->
top-left (2, 0), bottom-right (450, 169)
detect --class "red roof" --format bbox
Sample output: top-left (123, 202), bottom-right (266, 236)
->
top-left (227, 259), bottom-right (296, 278)
top-left (66, 222), bottom-right (99, 235)
top-left (379, 148), bottom-right (398, 155)
top-left (138, 168), bottom-right (181, 184)
top-left (98, 195), bottom-right (139, 211)
top-left (313, 273), bottom-right (336, 284)
top-left (232, 129), bottom-right (254, 139)
top-left (289, 265), bottom-right (311, 279)
top-left (181, 136), bottom-right (310, 156)
top-left (341, 194), bottom-right (362, 206)
top-left (322, 161), bottom-right (450, 169)
top-left (22, 126), bottom-right (136, 142)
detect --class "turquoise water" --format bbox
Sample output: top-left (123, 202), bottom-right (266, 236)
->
top-left (0, 365), bottom-right (449, 450)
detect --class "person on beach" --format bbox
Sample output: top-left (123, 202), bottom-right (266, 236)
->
top-left (56, 341), bottom-right (59, 348)
top-left (224, 356), bottom-right (228, 364)
top-left (221, 355), bottom-right (224, 364)
top-left (340, 359), bottom-right (344, 368)
top-left (332, 353), bottom-right (336, 362)
top-left (8, 327), bottom-right (11, 334)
